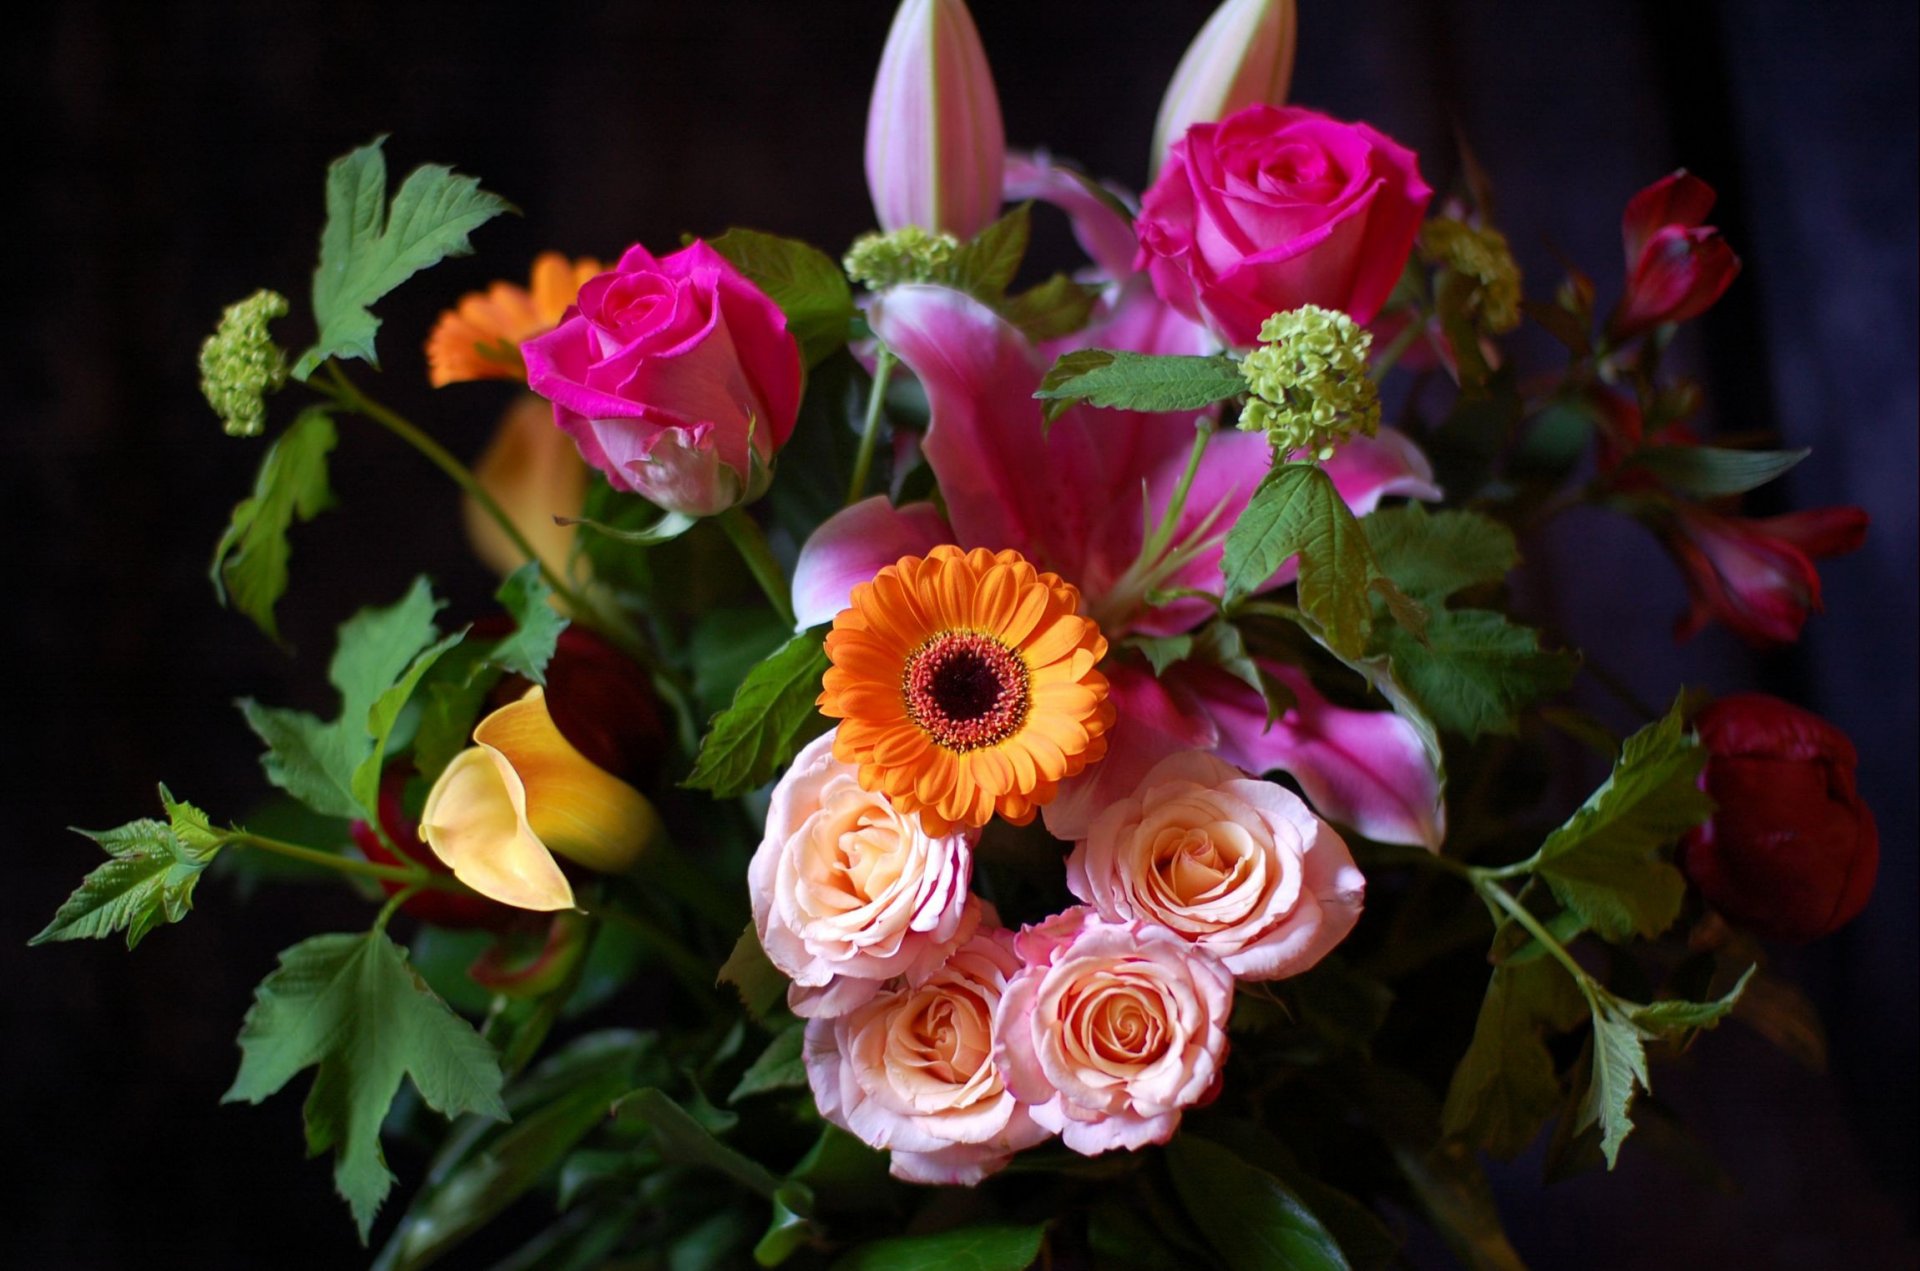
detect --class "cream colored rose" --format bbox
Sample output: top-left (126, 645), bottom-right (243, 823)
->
top-left (805, 925), bottom-right (1050, 1185)
top-left (1067, 749), bottom-right (1363, 980)
top-left (994, 908), bottom-right (1234, 1155)
top-left (750, 729), bottom-right (978, 1019)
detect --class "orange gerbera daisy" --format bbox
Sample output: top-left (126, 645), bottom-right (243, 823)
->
top-left (425, 252), bottom-right (603, 387)
top-left (819, 545), bottom-right (1114, 834)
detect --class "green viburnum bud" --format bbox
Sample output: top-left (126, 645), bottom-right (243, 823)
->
top-left (843, 227), bottom-right (962, 290)
top-left (1238, 305), bottom-right (1380, 460)
top-left (198, 289), bottom-right (290, 437)
top-left (1420, 218), bottom-right (1523, 333)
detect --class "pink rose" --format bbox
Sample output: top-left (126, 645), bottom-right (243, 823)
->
top-left (749, 730), bottom-right (979, 1019)
top-left (522, 241), bottom-right (802, 516)
top-left (994, 908), bottom-right (1234, 1155)
top-left (1067, 750), bottom-right (1365, 980)
top-left (1134, 103), bottom-right (1431, 347)
top-left (804, 925), bottom-right (1050, 1185)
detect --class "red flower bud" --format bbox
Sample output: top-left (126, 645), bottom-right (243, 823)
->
top-left (1680, 694), bottom-right (1879, 942)
top-left (1661, 502), bottom-right (1869, 646)
top-left (1609, 171), bottom-right (1741, 340)
top-left (350, 767), bottom-right (525, 932)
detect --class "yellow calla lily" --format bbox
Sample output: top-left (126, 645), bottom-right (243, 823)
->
top-left (421, 686), bottom-right (663, 911)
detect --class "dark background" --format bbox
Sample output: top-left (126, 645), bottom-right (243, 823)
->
top-left (5, 1), bottom-right (1914, 1266)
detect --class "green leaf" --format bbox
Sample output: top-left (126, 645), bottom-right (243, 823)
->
top-left (1127, 633), bottom-right (1194, 676)
top-left (241, 577), bottom-right (448, 820)
top-left (1168, 1133), bottom-right (1349, 1271)
top-left (709, 228), bottom-right (856, 368)
top-left (1630, 965), bottom-right (1755, 1037)
top-left (1530, 702), bottom-right (1710, 941)
top-left (1578, 987), bottom-right (1652, 1169)
top-left (1363, 504), bottom-right (1518, 602)
top-left (718, 924), bottom-right (788, 1021)
top-left (611, 1086), bottom-right (782, 1199)
top-left (1035, 348), bottom-right (1246, 423)
top-left (1192, 620), bottom-right (1295, 725)
top-left (831, 1225), bottom-right (1049, 1271)
top-left (945, 202), bottom-right (1032, 303)
top-left (1443, 960), bottom-right (1587, 1158)
top-left (1001, 272), bottom-right (1102, 342)
top-left (350, 629), bottom-right (465, 813)
top-left (32, 795), bottom-right (224, 949)
top-left (224, 930), bottom-right (507, 1240)
top-left (684, 632), bottom-right (830, 798)
top-left (1628, 445), bottom-right (1810, 497)
top-left (293, 138), bottom-right (512, 379)
top-left (210, 408), bottom-right (337, 641)
top-left (1378, 609), bottom-right (1577, 738)
top-left (730, 1022), bottom-right (806, 1102)
top-left (487, 561), bottom-right (568, 685)
top-left (1187, 1121), bottom-right (1399, 1271)
top-left (690, 606), bottom-right (794, 718)
top-left (1224, 464), bottom-right (1377, 657)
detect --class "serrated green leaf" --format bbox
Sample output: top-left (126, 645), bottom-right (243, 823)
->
top-left (684, 633), bottom-right (829, 798)
top-left (945, 202), bottom-right (1031, 303)
top-left (32, 808), bottom-right (223, 949)
top-left (294, 138), bottom-right (512, 379)
top-left (1169, 1134), bottom-right (1350, 1271)
top-left (730, 1022), bottom-right (806, 1102)
top-left (1630, 965), bottom-right (1754, 1037)
top-left (1224, 464), bottom-right (1377, 657)
top-left (1001, 272), bottom-right (1101, 341)
top-left (160, 783), bottom-right (224, 854)
top-left (224, 930), bottom-right (506, 1240)
top-left (211, 408), bottom-right (337, 641)
top-left (1364, 504), bottom-right (1518, 602)
top-left (831, 1225), bottom-right (1049, 1271)
top-left (1379, 609), bottom-right (1577, 738)
top-left (709, 228), bottom-right (855, 368)
top-left (1127, 633), bottom-right (1194, 676)
top-left (1578, 988), bottom-right (1652, 1169)
top-left (242, 578), bottom-right (448, 820)
top-left (1034, 348), bottom-right (1246, 423)
top-left (350, 629), bottom-right (464, 812)
top-left (1628, 445), bottom-right (1809, 497)
top-left (1443, 961), bottom-right (1586, 1158)
top-left (487, 562), bottom-right (568, 685)
top-left (1192, 620), bottom-right (1296, 724)
top-left (717, 924), bottom-right (787, 1021)
top-left (1530, 702), bottom-right (1710, 941)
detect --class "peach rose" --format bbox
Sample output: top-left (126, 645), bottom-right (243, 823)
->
top-left (1067, 750), bottom-right (1365, 979)
top-left (994, 908), bottom-right (1234, 1155)
top-left (750, 729), bottom-right (979, 1018)
top-left (804, 925), bottom-right (1050, 1185)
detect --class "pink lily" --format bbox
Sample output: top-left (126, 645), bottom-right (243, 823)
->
top-left (793, 282), bottom-right (1446, 849)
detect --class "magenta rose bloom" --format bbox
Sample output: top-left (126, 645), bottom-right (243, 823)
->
top-left (522, 241), bottom-right (803, 516)
top-left (1134, 103), bottom-right (1431, 348)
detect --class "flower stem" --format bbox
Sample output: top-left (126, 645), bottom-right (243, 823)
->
top-left (718, 505), bottom-right (796, 629)
top-left (1472, 873), bottom-right (1595, 991)
top-left (846, 347), bottom-right (896, 507)
top-left (1369, 313), bottom-right (1426, 382)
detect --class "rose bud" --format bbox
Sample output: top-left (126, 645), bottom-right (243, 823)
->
top-left (462, 394), bottom-right (592, 586)
top-left (1607, 171), bottom-right (1742, 341)
top-left (421, 687), bottom-right (665, 912)
top-left (1658, 501), bottom-right (1869, 646)
top-left (1135, 103), bottom-right (1431, 347)
top-left (349, 765), bottom-right (523, 932)
top-left (1681, 694), bottom-right (1878, 942)
top-left (1149, 0), bottom-right (1298, 178)
top-left (521, 242), bottom-right (803, 517)
top-left (864, 0), bottom-right (1006, 239)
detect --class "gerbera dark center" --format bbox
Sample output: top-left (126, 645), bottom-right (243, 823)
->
top-left (903, 631), bottom-right (1030, 752)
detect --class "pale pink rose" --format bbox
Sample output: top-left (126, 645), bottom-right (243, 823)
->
top-left (805, 925), bottom-right (1051, 1184)
top-left (522, 241), bottom-right (802, 517)
top-left (1067, 750), bottom-right (1364, 980)
top-left (749, 730), bottom-right (978, 1018)
top-left (994, 909), bottom-right (1234, 1155)
top-left (1135, 103), bottom-right (1431, 348)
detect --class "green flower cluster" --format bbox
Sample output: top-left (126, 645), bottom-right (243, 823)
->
top-left (1238, 305), bottom-right (1380, 461)
top-left (843, 227), bottom-right (962, 290)
top-left (1420, 218), bottom-right (1523, 333)
top-left (199, 289), bottom-right (290, 437)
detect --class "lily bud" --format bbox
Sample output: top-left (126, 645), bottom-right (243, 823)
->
top-left (865, 0), bottom-right (1005, 239)
top-left (463, 394), bottom-right (592, 585)
top-left (421, 687), bottom-right (664, 911)
top-left (1150, 0), bottom-right (1298, 177)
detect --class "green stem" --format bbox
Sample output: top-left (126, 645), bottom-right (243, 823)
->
top-left (372, 884), bottom-right (423, 934)
top-left (1369, 313), bottom-right (1426, 382)
top-left (1472, 874), bottom-right (1593, 989)
top-left (224, 830), bottom-right (444, 888)
top-left (717, 505), bottom-right (795, 629)
top-left (846, 347), bottom-right (896, 506)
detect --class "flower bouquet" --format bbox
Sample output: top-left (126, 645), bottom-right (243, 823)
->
top-left (36, 1), bottom-right (1884, 1266)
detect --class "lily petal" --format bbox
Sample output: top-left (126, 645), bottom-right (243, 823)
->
top-left (1043, 664), bottom-right (1220, 841)
top-left (1004, 150), bottom-right (1140, 281)
top-left (793, 497), bottom-right (956, 631)
top-left (1318, 427), bottom-right (1444, 516)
